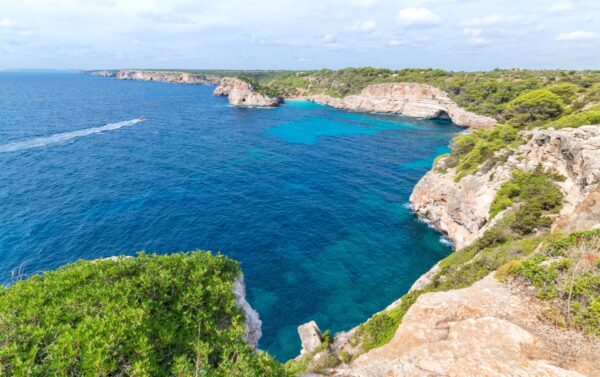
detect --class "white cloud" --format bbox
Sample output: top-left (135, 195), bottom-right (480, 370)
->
top-left (463, 28), bottom-right (482, 37)
top-left (0, 18), bottom-right (18, 29)
top-left (468, 37), bottom-right (490, 46)
top-left (461, 15), bottom-right (503, 27)
top-left (397, 7), bottom-right (442, 27)
top-left (557, 30), bottom-right (598, 41)
top-left (549, 1), bottom-right (574, 13)
top-left (352, 20), bottom-right (377, 32)
top-left (322, 33), bottom-right (337, 43)
top-left (352, 0), bottom-right (377, 8)
top-left (388, 39), bottom-right (406, 46)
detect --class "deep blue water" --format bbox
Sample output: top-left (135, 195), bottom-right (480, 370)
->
top-left (0, 72), bottom-right (459, 360)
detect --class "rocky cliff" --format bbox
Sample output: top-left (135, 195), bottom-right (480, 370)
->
top-left (307, 83), bottom-right (497, 129)
top-left (213, 77), bottom-right (282, 107)
top-left (330, 274), bottom-right (599, 377)
top-left (91, 69), bottom-right (220, 85)
top-left (410, 125), bottom-right (600, 250)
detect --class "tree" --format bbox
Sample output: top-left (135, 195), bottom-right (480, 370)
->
top-left (504, 89), bottom-right (565, 127)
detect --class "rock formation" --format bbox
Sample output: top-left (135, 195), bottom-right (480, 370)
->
top-left (213, 77), bottom-right (282, 107)
top-left (307, 83), bottom-right (497, 129)
top-left (91, 69), bottom-right (220, 85)
top-left (298, 321), bottom-right (323, 356)
top-left (233, 275), bottom-right (262, 348)
top-left (410, 125), bottom-right (600, 249)
top-left (330, 275), bottom-right (599, 376)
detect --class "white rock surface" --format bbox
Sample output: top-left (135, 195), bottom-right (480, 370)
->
top-left (307, 83), bottom-right (497, 129)
top-left (331, 275), bottom-right (598, 377)
top-left (214, 77), bottom-right (281, 107)
top-left (233, 275), bottom-right (262, 348)
top-left (298, 320), bottom-right (323, 356)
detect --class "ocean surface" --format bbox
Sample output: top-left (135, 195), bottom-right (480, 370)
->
top-left (0, 72), bottom-right (459, 360)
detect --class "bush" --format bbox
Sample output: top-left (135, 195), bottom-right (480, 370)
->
top-left (546, 83), bottom-right (580, 104)
top-left (445, 125), bottom-right (522, 180)
top-left (489, 168), bottom-right (563, 224)
top-left (546, 105), bottom-right (600, 129)
top-left (0, 252), bottom-right (286, 377)
top-left (505, 89), bottom-right (565, 127)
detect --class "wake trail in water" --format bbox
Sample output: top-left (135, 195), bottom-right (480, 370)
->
top-left (0, 118), bottom-right (144, 153)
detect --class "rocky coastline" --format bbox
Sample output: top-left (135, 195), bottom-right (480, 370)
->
top-left (89, 69), bottom-right (220, 85)
top-left (213, 77), bottom-right (283, 107)
top-left (306, 82), bottom-right (497, 129)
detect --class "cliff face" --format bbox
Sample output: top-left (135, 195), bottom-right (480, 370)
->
top-left (307, 83), bottom-right (497, 129)
top-left (213, 77), bottom-right (282, 107)
top-left (332, 274), bottom-right (599, 377)
top-left (93, 70), bottom-right (220, 85)
top-left (410, 125), bottom-right (600, 250)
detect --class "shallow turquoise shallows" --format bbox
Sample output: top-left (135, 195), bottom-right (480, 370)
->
top-left (0, 72), bottom-right (459, 360)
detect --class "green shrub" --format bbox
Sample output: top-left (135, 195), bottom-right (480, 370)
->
top-left (546, 108), bottom-right (600, 129)
top-left (0, 252), bottom-right (286, 377)
top-left (495, 260), bottom-right (522, 282)
top-left (489, 168), bottom-right (563, 224)
top-left (445, 125), bottom-right (522, 180)
top-left (505, 89), bottom-right (565, 127)
top-left (546, 83), bottom-right (580, 104)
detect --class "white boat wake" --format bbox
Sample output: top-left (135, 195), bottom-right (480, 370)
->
top-left (0, 118), bottom-right (144, 153)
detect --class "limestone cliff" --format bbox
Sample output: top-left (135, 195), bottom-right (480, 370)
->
top-left (307, 83), bottom-right (497, 129)
top-left (213, 77), bottom-right (282, 107)
top-left (410, 125), bottom-right (600, 250)
top-left (91, 69), bottom-right (220, 85)
top-left (330, 275), bottom-right (599, 377)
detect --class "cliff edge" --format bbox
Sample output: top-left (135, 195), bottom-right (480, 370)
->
top-left (410, 125), bottom-right (600, 250)
top-left (307, 83), bottom-right (497, 129)
top-left (213, 77), bottom-right (282, 107)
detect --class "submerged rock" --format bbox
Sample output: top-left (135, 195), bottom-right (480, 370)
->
top-left (307, 82), bottom-right (497, 129)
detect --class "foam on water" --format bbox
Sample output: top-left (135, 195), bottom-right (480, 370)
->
top-left (0, 118), bottom-right (143, 153)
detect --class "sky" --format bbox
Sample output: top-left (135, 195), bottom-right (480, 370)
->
top-left (0, 0), bottom-right (599, 71)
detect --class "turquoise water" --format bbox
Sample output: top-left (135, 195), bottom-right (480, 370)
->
top-left (0, 73), bottom-right (459, 360)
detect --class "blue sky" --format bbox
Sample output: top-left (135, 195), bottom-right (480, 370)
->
top-left (1, 0), bottom-right (599, 70)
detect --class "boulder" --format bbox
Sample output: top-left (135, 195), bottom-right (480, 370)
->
top-left (298, 320), bottom-right (323, 355)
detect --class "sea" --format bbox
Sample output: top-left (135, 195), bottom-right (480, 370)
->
top-left (0, 72), bottom-right (460, 360)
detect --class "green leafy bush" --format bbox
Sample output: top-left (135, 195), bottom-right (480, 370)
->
top-left (546, 83), bottom-right (580, 104)
top-left (445, 125), bottom-right (522, 180)
top-left (489, 168), bottom-right (563, 225)
top-left (545, 104), bottom-right (600, 129)
top-left (505, 89), bottom-right (565, 127)
top-left (0, 252), bottom-right (286, 377)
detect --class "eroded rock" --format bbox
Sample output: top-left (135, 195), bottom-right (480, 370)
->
top-left (298, 321), bottom-right (323, 356)
top-left (307, 83), bottom-right (497, 129)
top-left (214, 77), bottom-right (281, 107)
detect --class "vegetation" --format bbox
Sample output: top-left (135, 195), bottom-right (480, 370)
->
top-left (284, 329), bottom-right (337, 375)
top-left (511, 230), bottom-right (600, 336)
top-left (545, 103), bottom-right (600, 129)
top-left (489, 167), bottom-right (563, 223)
top-left (504, 89), bottom-right (565, 127)
top-left (0, 252), bottom-right (286, 377)
top-left (442, 124), bottom-right (522, 180)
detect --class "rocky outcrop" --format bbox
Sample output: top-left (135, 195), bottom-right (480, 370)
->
top-left (89, 70), bottom-right (116, 77)
top-left (233, 275), bottom-right (262, 348)
top-left (213, 77), bottom-right (282, 107)
top-left (307, 83), bottom-right (497, 129)
top-left (331, 275), bottom-right (599, 376)
top-left (97, 70), bottom-right (220, 85)
top-left (298, 321), bottom-right (323, 356)
top-left (410, 125), bottom-right (600, 249)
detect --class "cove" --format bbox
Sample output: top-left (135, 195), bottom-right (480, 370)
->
top-left (0, 72), bottom-right (460, 360)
